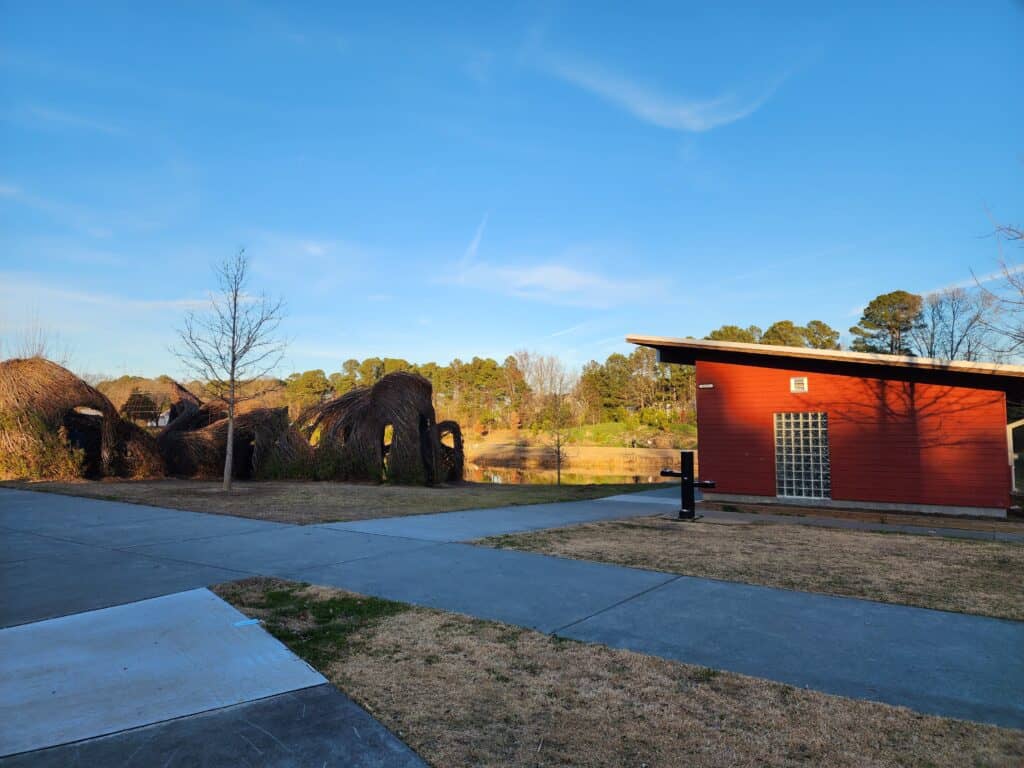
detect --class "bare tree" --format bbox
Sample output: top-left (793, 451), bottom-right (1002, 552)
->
top-left (529, 353), bottom-right (578, 485)
top-left (976, 223), bottom-right (1024, 354)
top-left (174, 250), bottom-right (286, 490)
top-left (910, 287), bottom-right (998, 361)
top-left (1, 312), bottom-right (73, 366)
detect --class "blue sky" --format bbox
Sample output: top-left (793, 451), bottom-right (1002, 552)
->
top-left (1, 1), bottom-right (1021, 378)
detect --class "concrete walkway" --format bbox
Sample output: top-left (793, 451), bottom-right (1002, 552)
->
top-left (331, 485), bottom-right (1024, 543)
top-left (0, 588), bottom-right (424, 766)
top-left (2, 486), bottom-right (1022, 741)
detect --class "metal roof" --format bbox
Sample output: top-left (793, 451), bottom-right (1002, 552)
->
top-left (626, 336), bottom-right (1024, 390)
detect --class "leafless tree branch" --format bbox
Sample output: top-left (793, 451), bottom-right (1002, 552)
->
top-left (172, 249), bottom-right (287, 490)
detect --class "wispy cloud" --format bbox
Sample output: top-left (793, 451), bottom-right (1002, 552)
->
top-left (929, 264), bottom-right (1024, 294)
top-left (547, 322), bottom-right (590, 338)
top-left (542, 56), bottom-right (786, 132)
top-left (0, 273), bottom-right (209, 311)
top-left (16, 105), bottom-right (125, 135)
top-left (462, 213), bottom-right (490, 265)
top-left (448, 260), bottom-right (663, 309)
top-left (0, 182), bottom-right (112, 237)
top-left (247, 231), bottom-right (369, 293)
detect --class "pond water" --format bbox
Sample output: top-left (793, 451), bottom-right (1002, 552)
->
top-left (465, 466), bottom-right (674, 485)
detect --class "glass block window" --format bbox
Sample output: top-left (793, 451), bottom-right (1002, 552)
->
top-left (774, 412), bottom-right (831, 499)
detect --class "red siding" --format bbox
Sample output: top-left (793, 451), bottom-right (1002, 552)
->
top-left (696, 360), bottom-right (1009, 510)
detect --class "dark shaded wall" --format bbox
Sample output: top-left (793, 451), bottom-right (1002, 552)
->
top-left (696, 360), bottom-right (1009, 509)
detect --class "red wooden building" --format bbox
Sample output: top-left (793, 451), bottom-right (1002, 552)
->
top-left (628, 336), bottom-right (1024, 518)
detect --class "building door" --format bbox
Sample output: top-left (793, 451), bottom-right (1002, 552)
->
top-left (774, 412), bottom-right (831, 499)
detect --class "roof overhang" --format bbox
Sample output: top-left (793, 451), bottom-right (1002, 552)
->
top-left (627, 335), bottom-right (1024, 403)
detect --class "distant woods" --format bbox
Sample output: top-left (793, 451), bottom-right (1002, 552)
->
top-left (92, 219), bottom-right (1024, 440)
top-left (849, 286), bottom-right (1002, 360)
top-left (276, 347), bottom-right (697, 437)
top-left (705, 285), bottom-right (1005, 362)
top-left (705, 320), bottom-right (841, 349)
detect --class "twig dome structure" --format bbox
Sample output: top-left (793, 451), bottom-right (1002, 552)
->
top-left (0, 357), bottom-right (164, 480)
top-left (301, 371), bottom-right (461, 484)
top-left (437, 420), bottom-right (464, 482)
top-left (157, 402), bottom-right (311, 480)
top-left (98, 375), bottom-right (201, 424)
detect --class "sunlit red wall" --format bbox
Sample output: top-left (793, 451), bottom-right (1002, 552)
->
top-left (695, 360), bottom-right (1010, 510)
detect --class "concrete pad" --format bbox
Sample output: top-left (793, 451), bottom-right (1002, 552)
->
top-left (0, 529), bottom-right (101, 564)
top-left (52, 510), bottom-right (288, 549)
top-left (2, 684), bottom-right (426, 767)
top-left (290, 543), bottom-right (675, 633)
top-left (0, 588), bottom-right (325, 757)
top-left (328, 497), bottom-right (662, 542)
top-left (132, 526), bottom-right (440, 574)
top-left (561, 576), bottom-right (1024, 729)
top-left (0, 546), bottom-right (245, 627)
top-left (0, 491), bottom-right (181, 537)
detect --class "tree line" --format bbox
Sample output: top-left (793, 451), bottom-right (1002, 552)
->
top-left (280, 347), bottom-right (695, 434)
top-left (112, 224), bottom-right (1024, 454)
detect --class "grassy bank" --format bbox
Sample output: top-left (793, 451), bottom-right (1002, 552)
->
top-left (467, 422), bottom-right (697, 450)
top-left (216, 577), bottom-right (1024, 767)
top-left (0, 479), bottom-right (661, 524)
top-left (480, 516), bottom-right (1024, 620)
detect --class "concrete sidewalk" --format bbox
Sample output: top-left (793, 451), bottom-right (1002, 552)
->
top-left (327, 494), bottom-right (662, 542)
top-left (2, 487), bottom-right (1022, 732)
top-left (0, 588), bottom-right (424, 766)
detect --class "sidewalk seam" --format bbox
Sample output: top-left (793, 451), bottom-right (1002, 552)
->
top-left (548, 574), bottom-right (684, 635)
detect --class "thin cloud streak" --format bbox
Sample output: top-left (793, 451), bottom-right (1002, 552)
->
top-left (0, 182), bottom-right (112, 237)
top-left (19, 105), bottom-right (125, 135)
top-left (929, 264), bottom-right (1024, 294)
top-left (548, 322), bottom-right (590, 338)
top-left (462, 212), bottom-right (490, 265)
top-left (0, 274), bottom-right (209, 312)
top-left (447, 261), bottom-right (664, 309)
top-left (543, 56), bottom-right (787, 132)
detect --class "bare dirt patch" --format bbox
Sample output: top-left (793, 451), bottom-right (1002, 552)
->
top-left (0, 478), bottom-right (661, 524)
top-left (217, 577), bottom-right (1024, 768)
top-left (705, 500), bottom-right (1024, 534)
top-left (481, 516), bottom-right (1024, 620)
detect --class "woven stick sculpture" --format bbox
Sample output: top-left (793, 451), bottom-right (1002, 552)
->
top-left (0, 357), bottom-right (163, 480)
top-left (300, 371), bottom-right (454, 484)
top-left (158, 403), bottom-right (311, 479)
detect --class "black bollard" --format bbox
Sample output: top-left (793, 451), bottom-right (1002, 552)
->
top-left (660, 450), bottom-right (715, 521)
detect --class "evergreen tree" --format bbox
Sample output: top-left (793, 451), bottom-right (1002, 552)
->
top-left (802, 320), bottom-right (841, 350)
top-left (761, 320), bottom-right (806, 347)
top-left (705, 324), bottom-right (763, 343)
top-left (850, 291), bottom-right (923, 354)
top-left (285, 369), bottom-right (330, 415)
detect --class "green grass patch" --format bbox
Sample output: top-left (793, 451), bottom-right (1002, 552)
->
top-left (219, 579), bottom-right (407, 668)
top-left (564, 420), bottom-right (696, 448)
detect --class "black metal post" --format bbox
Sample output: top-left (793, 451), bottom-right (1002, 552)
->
top-left (660, 450), bottom-right (714, 521)
top-left (679, 450), bottom-right (696, 520)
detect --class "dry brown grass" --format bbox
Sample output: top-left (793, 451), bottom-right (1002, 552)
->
top-left (216, 577), bottom-right (1024, 768)
top-left (0, 478), bottom-right (662, 524)
top-left (481, 517), bottom-right (1024, 620)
